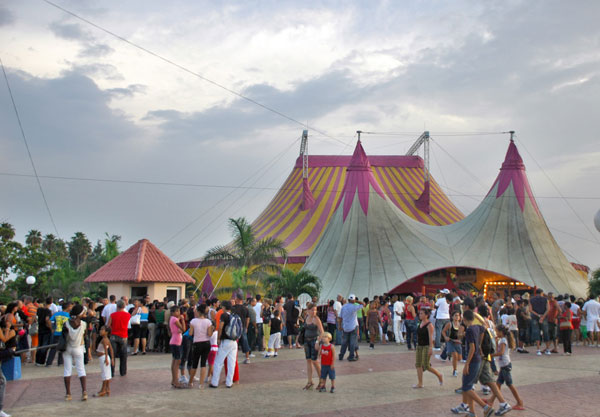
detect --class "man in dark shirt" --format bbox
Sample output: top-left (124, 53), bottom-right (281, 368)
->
top-left (283, 294), bottom-right (298, 347)
top-left (515, 299), bottom-right (530, 353)
top-left (232, 294), bottom-right (251, 364)
top-left (452, 310), bottom-right (495, 416)
top-left (528, 289), bottom-right (550, 355)
top-left (35, 297), bottom-right (53, 366)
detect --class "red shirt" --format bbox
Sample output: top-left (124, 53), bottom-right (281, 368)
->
top-left (320, 343), bottom-right (334, 366)
top-left (110, 310), bottom-right (131, 338)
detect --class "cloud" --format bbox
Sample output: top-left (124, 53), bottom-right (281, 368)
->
top-left (79, 43), bottom-right (114, 58)
top-left (0, 6), bottom-right (14, 26)
top-left (106, 84), bottom-right (147, 98)
top-left (48, 21), bottom-right (93, 42)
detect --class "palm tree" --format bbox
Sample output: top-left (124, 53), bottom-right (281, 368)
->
top-left (263, 268), bottom-right (322, 300)
top-left (68, 232), bottom-right (92, 270)
top-left (42, 234), bottom-right (68, 262)
top-left (103, 233), bottom-right (121, 262)
top-left (204, 217), bottom-right (287, 295)
top-left (25, 229), bottom-right (43, 247)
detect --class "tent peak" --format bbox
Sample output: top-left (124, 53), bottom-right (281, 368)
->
top-left (348, 140), bottom-right (371, 171)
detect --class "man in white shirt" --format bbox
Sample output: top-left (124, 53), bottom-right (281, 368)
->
top-left (392, 295), bottom-right (405, 344)
top-left (334, 294), bottom-right (343, 345)
top-left (254, 294), bottom-right (264, 353)
top-left (434, 290), bottom-right (451, 350)
top-left (102, 295), bottom-right (117, 325)
top-left (582, 295), bottom-right (600, 347)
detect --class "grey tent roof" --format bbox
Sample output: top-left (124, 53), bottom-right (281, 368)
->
top-left (303, 140), bottom-right (588, 301)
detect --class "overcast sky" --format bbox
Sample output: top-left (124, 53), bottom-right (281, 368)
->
top-left (1, 0), bottom-right (599, 272)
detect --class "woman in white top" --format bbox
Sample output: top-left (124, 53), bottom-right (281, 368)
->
top-left (63, 304), bottom-right (87, 401)
top-left (188, 304), bottom-right (214, 388)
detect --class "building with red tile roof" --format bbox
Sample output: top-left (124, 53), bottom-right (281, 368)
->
top-left (85, 239), bottom-right (194, 302)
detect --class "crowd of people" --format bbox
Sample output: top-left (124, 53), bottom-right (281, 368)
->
top-left (0, 288), bottom-right (598, 417)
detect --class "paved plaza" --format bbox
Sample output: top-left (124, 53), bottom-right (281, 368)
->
top-left (5, 344), bottom-right (599, 416)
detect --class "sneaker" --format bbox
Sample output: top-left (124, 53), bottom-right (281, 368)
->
top-left (243, 359), bottom-right (250, 364)
top-left (249, 354), bottom-right (256, 358)
top-left (178, 375), bottom-right (188, 384)
top-left (35, 363), bottom-right (44, 367)
top-left (451, 403), bottom-right (470, 414)
top-left (481, 386), bottom-right (491, 395)
top-left (435, 354), bottom-right (442, 361)
top-left (263, 354), bottom-right (270, 358)
top-left (495, 403), bottom-right (512, 416)
top-left (0, 411), bottom-right (11, 417)
top-left (330, 387), bottom-right (335, 393)
top-left (318, 387), bottom-right (326, 393)
top-left (483, 405), bottom-right (495, 417)
top-left (433, 347), bottom-right (441, 351)
top-left (460, 359), bottom-right (467, 363)
top-left (452, 370), bottom-right (458, 377)
top-left (194, 376), bottom-right (200, 382)
top-left (544, 350), bottom-right (551, 355)
top-left (274, 353), bottom-right (278, 357)
top-left (455, 388), bottom-right (463, 394)
top-left (536, 350), bottom-right (542, 356)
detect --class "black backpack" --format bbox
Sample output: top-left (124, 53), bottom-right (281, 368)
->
top-left (481, 326), bottom-right (496, 356)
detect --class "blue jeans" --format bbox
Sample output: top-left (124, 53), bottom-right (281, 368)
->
top-left (434, 319), bottom-right (449, 349)
top-left (339, 327), bottom-right (358, 360)
top-left (110, 336), bottom-right (128, 377)
top-left (45, 333), bottom-right (63, 366)
top-left (405, 320), bottom-right (418, 349)
top-left (240, 330), bottom-right (250, 354)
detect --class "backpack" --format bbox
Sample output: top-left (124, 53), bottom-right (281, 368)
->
top-left (481, 326), bottom-right (496, 356)
top-left (224, 313), bottom-right (243, 340)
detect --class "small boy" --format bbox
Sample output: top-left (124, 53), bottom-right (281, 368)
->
top-left (317, 332), bottom-right (336, 393)
top-left (265, 310), bottom-right (281, 358)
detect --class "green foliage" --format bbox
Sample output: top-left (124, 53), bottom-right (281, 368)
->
top-left (589, 268), bottom-right (600, 298)
top-left (0, 223), bottom-right (119, 302)
top-left (214, 266), bottom-right (256, 298)
top-left (205, 217), bottom-right (287, 294)
top-left (263, 268), bottom-right (322, 300)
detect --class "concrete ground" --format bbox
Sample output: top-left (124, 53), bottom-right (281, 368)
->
top-left (5, 343), bottom-right (599, 416)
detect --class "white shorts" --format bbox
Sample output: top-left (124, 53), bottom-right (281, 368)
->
top-left (586, 319), bottom-right (600, 333)
top-left (99, 355), bottom-right (112, 381)
top-left (63, 346), bottom-right (86, 378)
top-left (268, 332), bottom-right (281, 350)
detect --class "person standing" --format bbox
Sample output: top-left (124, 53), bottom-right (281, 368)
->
top-left (35, 298), bottom-right (53, 366)
top-left (283, 294), bottom-right (299, 348)
top-left (101, 295), bottom-right (117, 327)
top-left (62, 304), bottom-right (87, 402)
top-left (546, 293), bottom-right (560, 353)
top-left (338, 295), bottom-right (364, 361)
top-left (231, 295), bottom-right (251, 364)
top-left (393, 295), bottom-right (406, 345)
top-left (107, 300), bottom-right (130, 377)
top-left (433, 291), bottom-right (451, 350)
top-left (366, 300), bottom-right (381, 349)
top-left (254, 294), bottom-right (264, 353)
top-left (302, 303), bottom-right (324, 390)
top-left (559, 301), bottom-right (573, 355)
top-left (333, 295), bottom-right (343, 345)
top-left (529, 289), bottom-right (551, 355)
top-left (404, 296), bottom-right (418, 351)
top-left (46, 302), bottom-right (72, 367)
top-left (209, 301), bottom-right (239, 388)
top-left (582, 295), bottom-right (600, 347)
top-left (169, 306), bottom-right (185, 388)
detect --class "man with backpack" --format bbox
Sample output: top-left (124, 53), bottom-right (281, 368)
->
top-left (210, 301), bottom-right (242, 388)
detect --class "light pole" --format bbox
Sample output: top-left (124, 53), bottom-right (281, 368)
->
top-left (26, 275), bottom-right (36, 297)
top-left (595, 209), bottom-right (600, 233)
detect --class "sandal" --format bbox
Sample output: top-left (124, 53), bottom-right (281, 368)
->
top-left (412, 384), bottom-right (423, 389)
top-left (82, 392), bottom-right (88, 401)
top-left (303, 382), bottom-right (314, 390)
top-left (65, 394), bottom-right (72, 401)
top-left (513, 405), bottom-right (525, 410)
top-left (93, 391), bottom-right (107, 398)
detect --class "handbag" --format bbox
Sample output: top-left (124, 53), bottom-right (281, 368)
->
top-left (130, 314), bottom-right (141, 326)
top-left (297, 324), bottom-right (306, 345)
top-left (57, 327), bottom-right (68, 352)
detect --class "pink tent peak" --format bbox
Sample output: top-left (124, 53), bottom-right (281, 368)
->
top-left (201, 270), bottom-right (214, 295)
top-left (334, 140), bottom-right (386, 221)
top-left (492, 140), bottom-right (541, 216)
top-left (300, 177), bottom-right (315, 210)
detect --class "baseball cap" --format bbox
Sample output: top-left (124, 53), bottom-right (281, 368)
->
top-left (348, 294), bottom-right (356, 300)
top-left (440, 289), bottom-right (450, 294)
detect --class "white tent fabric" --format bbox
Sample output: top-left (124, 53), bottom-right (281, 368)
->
top-left (304, 140), bottom-right (588, 301)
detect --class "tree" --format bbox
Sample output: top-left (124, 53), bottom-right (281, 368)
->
top-left (263, 268), bottom-right (322, 300)
top-left (25, 229), bottom-right (43, 247)
top-left (68, 232), bottom-right (92, 270)
top-left (589, 268), bottom-right (600, 298)
top-left (204, 217), bottom-right (287, 289)
top-left (42, 234), bottom-right (68, 263)
top-left (102, 234), bottom-right (121, 263)
top-left (0, 223), bottom-right (21, 288)
top-left (213, 266), bottom-right (256, 297)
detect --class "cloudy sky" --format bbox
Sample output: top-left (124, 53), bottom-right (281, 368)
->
top-left (1, 0), bottom-right (599, 271)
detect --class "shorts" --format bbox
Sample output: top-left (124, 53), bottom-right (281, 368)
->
top-left (461, 360), bottom-right (481, 392)
top-left (170, 343), bottom-right (183, 360)
top-left (571, 317), bottom-right (580, 330)
top-left (581, 324), bottom-right (588, 339)
top-left (497, 363), bottom-right (513, 386)
top-left (518, 327), bottom-right (529, 343)
top-left (286, 321), bottom-right (298, 336)
top-left (446, 341), bottom-right (462, 356)
top-left (304, 339), bottom-right (318, 361)
top-left (99, 355), bottom-right (112, 381)
top-left (191, 341), bottom-right (211, 369)
top-left (547, 322), bottom-right (557, 340)
top-left (477, 359), bottom-right (494, 385)
top-left (131, 323), bottom-right (148, 339)
top-left (530, 318), bottom-right (549, 342)
top-left (586, 319), bottom-right (600, 333)
top-left (207, 348), bottom-right (217, 366)
top-left (415, 345), bottom-right (431, 370)
top-left (320, 364), bottom-right (336, 380)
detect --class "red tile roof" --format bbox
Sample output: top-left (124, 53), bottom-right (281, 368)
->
top-left (84, 239), bottom-right (195, 284)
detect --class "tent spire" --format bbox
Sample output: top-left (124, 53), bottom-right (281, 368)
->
top-left (299, 129), bottom-right (315, 210)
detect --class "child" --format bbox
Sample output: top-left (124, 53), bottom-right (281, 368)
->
top-left (488, 325), bottom-right (525, 413)
top-left (206, 322), bottom-right (218, 383)
top-left (94, 326), bottom-right (114, 397)
top-left (265, 310), bottom-right (281, 358)
top-left (316, 332), bottom-right (335, 393)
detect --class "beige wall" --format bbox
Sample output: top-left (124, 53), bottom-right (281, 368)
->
top-left (106, 282), bottom-right (186, 302)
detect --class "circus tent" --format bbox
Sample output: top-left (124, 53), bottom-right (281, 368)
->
top-left (303, 139), bottom-right (588, 300)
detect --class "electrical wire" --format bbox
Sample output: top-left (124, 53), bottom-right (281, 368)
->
top-left (41, 0), bottom-right (348, 147)
top-left (1, 56), bottom-right (60, 237)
